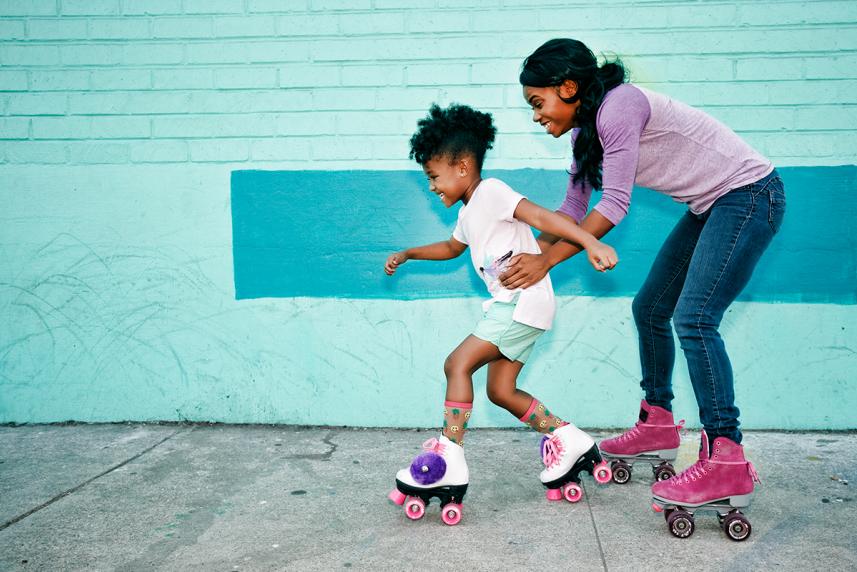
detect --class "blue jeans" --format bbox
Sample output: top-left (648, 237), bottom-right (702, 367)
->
top-left (632, 170), bottom-right (786, 444)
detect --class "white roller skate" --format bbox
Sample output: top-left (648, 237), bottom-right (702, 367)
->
top-left (387, 436), bottom-right (468, 526)
top-left (539, 423), bottom-right (612, 503)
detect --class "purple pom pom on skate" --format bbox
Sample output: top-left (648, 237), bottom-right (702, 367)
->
top-left (409, 452), bottom-right (447, 485)
top-left (540, 435), bottom-right (549, 458)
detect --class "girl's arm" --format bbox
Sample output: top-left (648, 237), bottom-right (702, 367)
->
top-left (542, 210), bottom-right (615, 268)
top-left (502, 207), bottom-right (615, 288)
top-left (513, 199), bottom-right (618, 272)
top-left (385, 237), bottom-right (467, 275)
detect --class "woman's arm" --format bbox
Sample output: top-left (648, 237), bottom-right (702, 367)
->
top-left (385, 237), bottom-right (467, 275)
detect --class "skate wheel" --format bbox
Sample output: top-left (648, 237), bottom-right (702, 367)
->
top-left (722, 511), bottom-right (752, 541)
top-left (404, 497), bottom-right (426, 520)
top-left (611, 461), bottom-right (631, 484)
top-left (654, 463), bottom-right (676, 481)
top-left (593, 461), bottom-right (612, 485)
top-left (388, 489), bottom-right (406, 506)
top-left (562, 482), bottom-right (583, 503)
top-left (441, 503), bottom-right (463, 526)
top-left (546, 488), bottom-right (563, 501)
top-left (666, 509), bottom-right (694, 539)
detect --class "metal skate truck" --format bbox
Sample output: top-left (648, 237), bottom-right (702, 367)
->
top-left (651, 430), bottom-right (760, 541)
top-left (599, 400), bottom-right (685, 484)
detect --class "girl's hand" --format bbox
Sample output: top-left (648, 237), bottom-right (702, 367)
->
top-left (499, 253), bottom-right (550, 289)
top-left (586, 241), bottom-right (618, 272)
top-left (385, 251), bottom-right (408, 275)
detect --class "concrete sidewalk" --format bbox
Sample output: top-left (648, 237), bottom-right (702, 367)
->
top-left (0, 425), bottom-right (854, 571)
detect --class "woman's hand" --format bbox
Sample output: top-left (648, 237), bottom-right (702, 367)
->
top-left (384, 251), bottom-right (408, 275)
top-left (586, 241), bottom-right (618, 272)
top-left (499, 253), bottom-right (550, 289)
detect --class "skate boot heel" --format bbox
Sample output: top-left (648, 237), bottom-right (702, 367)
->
top-left (655, 447), bottom-right (679, 462)
top-left (727, 493), bottom-right (753, 508)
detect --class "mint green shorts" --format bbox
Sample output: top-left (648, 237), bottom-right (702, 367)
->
top-left (472, 301), bottom-right (545, 364)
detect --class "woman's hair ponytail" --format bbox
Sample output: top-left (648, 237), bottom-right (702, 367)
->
top-left (520, 39), bottom-right (627, 190)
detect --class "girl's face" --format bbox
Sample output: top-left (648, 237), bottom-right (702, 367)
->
top-left (422, 155), bottom-right (470, 208)
top-left (523, 80), bottom-right (581, 138)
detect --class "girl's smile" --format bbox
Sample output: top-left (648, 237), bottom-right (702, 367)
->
top-left (423, 155), bottom-right (480, 207)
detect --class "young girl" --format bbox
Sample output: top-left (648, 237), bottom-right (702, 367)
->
top-left (385, 103), bottom-right (617, 525)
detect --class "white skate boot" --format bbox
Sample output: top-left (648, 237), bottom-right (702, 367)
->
top-left (539, 423), bottom-right (612, 502)
top-left (387, 435), bottom-right (469, 525)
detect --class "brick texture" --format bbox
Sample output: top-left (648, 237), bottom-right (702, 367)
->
top-left (0, 1), bottom-right (854, 167)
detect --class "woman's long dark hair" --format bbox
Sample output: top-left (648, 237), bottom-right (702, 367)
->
top-left (520, 38), bottom-right (627, 190)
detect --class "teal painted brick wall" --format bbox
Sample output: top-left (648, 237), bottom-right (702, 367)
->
top-left (0, 1), bottom-right (855, 168)
top-left (1, 1), bottom-right (856, 426)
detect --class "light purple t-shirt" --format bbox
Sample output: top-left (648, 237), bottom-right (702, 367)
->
top-left (559, 83), bottom-right (774, 225)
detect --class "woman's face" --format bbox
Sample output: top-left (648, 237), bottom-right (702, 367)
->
top-left (522, 80), bottom-right (580, 138)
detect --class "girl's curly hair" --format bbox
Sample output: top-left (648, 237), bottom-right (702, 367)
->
top-left (409, 103), bottom-right (496, 169)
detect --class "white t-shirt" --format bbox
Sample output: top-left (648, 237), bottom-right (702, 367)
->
top-left (452, 178), bottom-right (555, 331)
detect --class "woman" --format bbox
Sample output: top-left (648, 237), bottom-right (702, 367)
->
top-left (502, 38), bottom-right (783, 528)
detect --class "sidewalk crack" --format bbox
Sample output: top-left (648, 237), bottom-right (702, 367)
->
top-left (0, 428), bottom-right (184, 532)
top-left (583, 482), bottom-right (609, 572)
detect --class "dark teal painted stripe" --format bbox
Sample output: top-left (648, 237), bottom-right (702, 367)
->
top-left (231, 166), bottom-right (857, 303)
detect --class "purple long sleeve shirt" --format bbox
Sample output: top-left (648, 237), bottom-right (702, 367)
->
top-left (559, 84), bottom-right (774, 225)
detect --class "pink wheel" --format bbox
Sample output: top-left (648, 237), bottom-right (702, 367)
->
top-left (388, 489), bottom-right (406, 505)
top-left (546, 488), bottom-right (563, 501)
top-left (593, 461), bottom-right (612, 484)
top-left (562, 482), bottom-right (583, 503)
top-left (441, 503), bottom-right (463, 526)
top-left (404, 497), bottom-right (425, 520)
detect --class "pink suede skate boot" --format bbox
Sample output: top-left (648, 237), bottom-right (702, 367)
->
top-left (651, 431), bottom-right (760, 540)
top-left (652, 430), bottom-right (759, 507)
top-left (599, 400), bottom-right (684, 483)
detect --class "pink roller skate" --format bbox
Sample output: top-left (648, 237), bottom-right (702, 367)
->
top-left (651, 430), bottom-right (760, 541)
top-left (540, 423), bottom-right (612, 503)
top-left (387, 436), bottom-right (468, 526)
top-left (599, 400), bottom-right (684, 484)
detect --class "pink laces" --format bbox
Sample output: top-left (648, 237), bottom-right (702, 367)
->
top-left (542, 434), bottom-right (565, 469)
top-left (422, 438), bottom-right (446, 455)
top-left (613, 419), bottom-right (685, 443)
top-left (615, 422), bottom-right (642, 443)
top-left (675, 460), bottom-right (710, 485)
top-left (748, 461), bottom-right (761, 484)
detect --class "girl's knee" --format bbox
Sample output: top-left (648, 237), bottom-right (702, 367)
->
top-left (444, 353), bottom-right (467, 378)
top-left (486, 385), bottom-right (512, 408)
